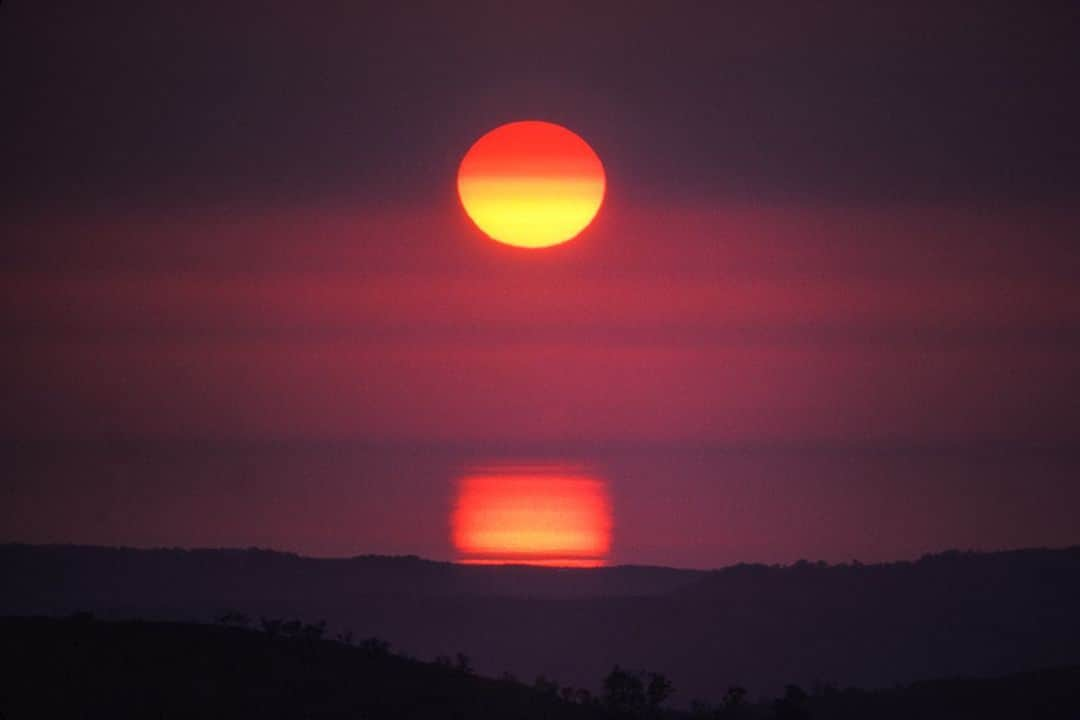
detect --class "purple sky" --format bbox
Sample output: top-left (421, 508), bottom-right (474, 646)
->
top-left (2, 2), bottom-right (1078, 568)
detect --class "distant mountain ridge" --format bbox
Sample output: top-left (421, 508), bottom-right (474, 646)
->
top-left (0, 543), bottom-right (705, 604)
top-left (4, 543), bottom-right (1079, 703)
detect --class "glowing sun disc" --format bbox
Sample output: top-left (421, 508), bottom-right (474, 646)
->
top-left (452, 465), bottom-right (613, 567)
top-left (457, 121), bottom-right (606, 249)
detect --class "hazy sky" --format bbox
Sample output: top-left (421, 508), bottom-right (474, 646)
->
top-left (2, 2), bottom-right (1078, 567)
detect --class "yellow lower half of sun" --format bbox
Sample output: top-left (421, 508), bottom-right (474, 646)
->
top-left (458, 177), bottom-right (605, 248)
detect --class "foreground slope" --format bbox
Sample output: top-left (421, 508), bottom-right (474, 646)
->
top-left (1, 616), bottom-right (606, 720)
top-left (3, 617), bottom-right (1079, 719)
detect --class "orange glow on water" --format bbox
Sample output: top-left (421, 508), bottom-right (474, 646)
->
top-left (452, 465), bottom-right (612, 567)
top-left (457, 121), bottom-right (606, 249)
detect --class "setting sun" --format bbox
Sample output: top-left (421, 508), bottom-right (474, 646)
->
top-left (457, 121), bottom-right (606, 249)
top-left (452, 465), bottom-right (612, 567)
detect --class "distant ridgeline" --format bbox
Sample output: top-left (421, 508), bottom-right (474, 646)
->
top-left (3, 543), bottom-right (1080, 705)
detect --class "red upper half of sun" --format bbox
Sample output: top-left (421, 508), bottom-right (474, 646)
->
top-left (452, 465), bottom-right (613, 567)
top-left (457, 121), bottom-right (606, 249)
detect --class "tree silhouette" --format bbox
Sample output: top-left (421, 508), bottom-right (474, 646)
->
top-left (773, 684), bottom-right (809, 720)
top-left (719, 686), bottom-right (748, 719)
top-left (259, 617), bottom-right (283, 639)
top-left (215, 611), bottom-right (250, 628)
top-left (301, 620), bottom-right (326, 641)
top-left (574, 688), bottom-right (595, 706)
top-left (533, 675), bottom-right (559, 697)
top-left (604, 666), bottom-right (646, 716)
top-left (646, 672), bottom-right (673, 710)
top-left (603, 666), bottom-right (673, 717)
top-left (360, 637), bottom-right (390, 656)
top-left (454, 652), bottom-right (473, 675)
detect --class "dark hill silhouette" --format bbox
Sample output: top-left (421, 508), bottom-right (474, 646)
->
top-left (3, 544), bottom-right (1080, 703)
top-left (3, 616), bottom-right (1079, 719)
top-left (796, 666), bottom-right (1080, 720)
top-left (0, 615), bottom-right (609, 719)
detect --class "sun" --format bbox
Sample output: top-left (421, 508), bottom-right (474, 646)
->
top-left (457, 121), bottom-right (606, 249)
top-left (452, 464), bottom-right (612, 567)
